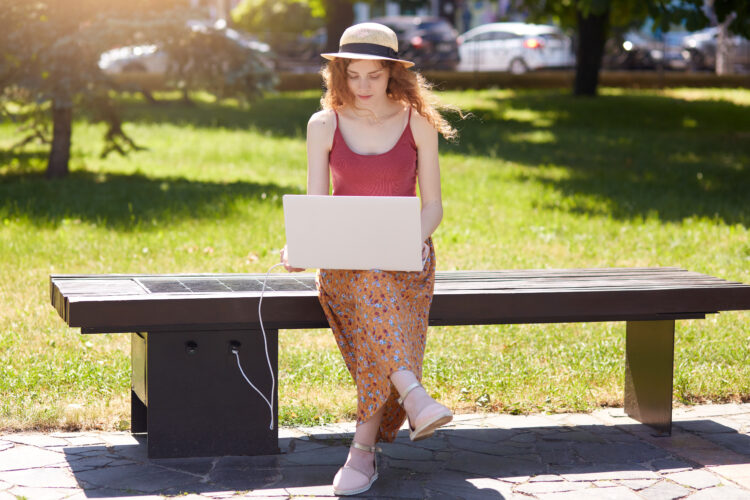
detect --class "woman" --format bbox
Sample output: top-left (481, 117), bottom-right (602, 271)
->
top-left (281, 22), bottom-right (458, 496)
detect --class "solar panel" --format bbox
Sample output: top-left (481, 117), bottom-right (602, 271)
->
top-left (136, 276), bottom-right (317, 294)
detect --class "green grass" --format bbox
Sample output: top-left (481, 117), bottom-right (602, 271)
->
top-left (1, 88), bottom-right (748, 430)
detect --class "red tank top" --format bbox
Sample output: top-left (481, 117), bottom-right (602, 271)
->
top-left (329, 108), bottom-right (417, 196)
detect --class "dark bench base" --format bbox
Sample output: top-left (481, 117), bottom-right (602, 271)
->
top-left (131, 329), bottom-right (279, 458)
top-left (128, 320), bottom-right (676, 458)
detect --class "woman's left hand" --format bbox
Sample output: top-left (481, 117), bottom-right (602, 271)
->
top-left (280, 244), bottom-right (305, 272)
top-left (422, 241), bottom-right (429, 266)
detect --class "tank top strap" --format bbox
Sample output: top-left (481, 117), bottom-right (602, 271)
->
top-left (406, 107), bottom-right (414, 138)
top-left (331, 110), bottom-right (340, 150)
top-left (404, 106), bottom-right (414, 145)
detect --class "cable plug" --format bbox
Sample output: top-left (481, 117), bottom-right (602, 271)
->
top-left (229, 341), bottom-right (241, 355)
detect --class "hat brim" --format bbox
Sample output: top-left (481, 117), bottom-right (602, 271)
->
top-left (321, 52), bottom-right (415, 68)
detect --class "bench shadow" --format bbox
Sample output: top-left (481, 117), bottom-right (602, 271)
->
top-left (443, 92), bottom-right (750, 226)
top-left (61, 420), bottom-right (750, 498)
top-left (0, 171), bottom-right (299, 229)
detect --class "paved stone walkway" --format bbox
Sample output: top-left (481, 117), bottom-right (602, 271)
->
top-left (1, 404), bottom-right (750, 499)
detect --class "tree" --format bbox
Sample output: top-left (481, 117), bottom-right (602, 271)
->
top-left (2, 1), bottom-right (168, 177)
top-left (523, 0), bottom-right (749, 96)
top-left (323, 0), bottom-right (355, 53)
top-left (232, 0), bottom-right (326, 57)
top-left (712, 0), bottom-right (749, 74)
top-left (713, 0), bottom-right (750, 38)
top-left (232, 0), bottom-right (353, 56)
top-left (1, 0), bottom-right (275, 178)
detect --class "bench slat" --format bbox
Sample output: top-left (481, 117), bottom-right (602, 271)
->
top-left (48, 268), bottom-right (750, 333)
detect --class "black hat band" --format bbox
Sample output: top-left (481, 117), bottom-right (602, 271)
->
top-left (339, 43), bottom-right (398, 59)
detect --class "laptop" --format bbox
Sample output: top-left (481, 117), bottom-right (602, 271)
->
top-left (283, 194), bottom-right (423, 271)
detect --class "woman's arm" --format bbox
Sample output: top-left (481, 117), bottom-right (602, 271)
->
top-left (281, 110), bottom-right (334, 271)
top-left (411, 111), bottom-right (443, 243)
top-left (306, 110), bottom-right (334, 196)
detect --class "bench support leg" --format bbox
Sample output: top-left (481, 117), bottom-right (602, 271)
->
top-left (134, 329), bottom-right (279, 458)
top-left (131, 390), bottom-right (148, 433)
top-left (624, 320), bottom-right (675, 435)
top-left (131, 332), bottom-right (148, 434)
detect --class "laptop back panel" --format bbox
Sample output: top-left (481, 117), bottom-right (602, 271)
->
top-left (283, 195), bottom-right (423, 272)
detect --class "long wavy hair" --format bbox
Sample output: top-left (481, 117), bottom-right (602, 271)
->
top-left (320, 58), bottom-right (458, 141)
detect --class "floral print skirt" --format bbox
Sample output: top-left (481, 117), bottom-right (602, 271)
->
top-left (316, 239), bottom-right (436, 442)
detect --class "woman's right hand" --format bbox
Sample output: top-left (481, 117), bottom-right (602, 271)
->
top-left (280, 244), bottom-right (305, 272)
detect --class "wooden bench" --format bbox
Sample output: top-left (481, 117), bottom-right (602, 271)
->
top-left (49, 267), bottom-right (750, 458)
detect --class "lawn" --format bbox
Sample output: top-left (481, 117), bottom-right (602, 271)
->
top-left (1, 87), bottom-right (748, 431)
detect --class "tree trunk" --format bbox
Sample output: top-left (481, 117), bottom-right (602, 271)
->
top-left (716, 18), bottom-right (734, 75)
top-left (181, 88), bottom-right (195, 106)
top-left (46, 100), bottom-right (73, 179)
top-left (574, 6), bottom-right (610, 97)
top-left (140, 88), bottom-right (160, 105)
top-left (324, 0), bottom-right (354, 53)
top-left (219, 0), bottom-right (233, 27)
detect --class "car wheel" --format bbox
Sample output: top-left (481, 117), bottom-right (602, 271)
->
top-left (687, 50), bottom-right (706, 72)
top-left (509, 58), bottom-right (528, 74)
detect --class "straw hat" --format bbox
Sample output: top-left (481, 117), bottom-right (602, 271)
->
top-left (321, 22), bottom-right (415, 68)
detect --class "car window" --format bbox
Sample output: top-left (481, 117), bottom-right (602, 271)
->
top-left (490, 31), bottom-right (517, 41)
top-left (472, 32), bottom-right (497, 42)
top-left (381, 23), bottom-right (410, 36)
top-left (462, 32), bottom-right (476, 42)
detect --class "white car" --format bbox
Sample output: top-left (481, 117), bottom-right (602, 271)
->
top-left (98, 21), bottom-right (273, 76)
top-left (98, 44), bottom-right (169, 75)
top-left (457, 22), bottom-right (575, 73)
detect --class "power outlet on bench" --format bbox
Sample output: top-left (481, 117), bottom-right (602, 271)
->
top-left (229, 340), bottom-right (241, 354)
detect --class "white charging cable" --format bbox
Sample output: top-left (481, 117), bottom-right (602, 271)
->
top-left (231, 262), bottom-right (284, 430)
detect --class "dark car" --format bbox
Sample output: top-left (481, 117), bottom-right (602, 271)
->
top-left (604, 29), bottom-right (689, 70)
top-left (370, 16), bottom-right (460, 71)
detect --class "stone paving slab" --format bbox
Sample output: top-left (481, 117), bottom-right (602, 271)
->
top-left (0, 446), bottom-right (68, 472)
top-left (665, 469), bottom-right (721, 489)
top-left (0, 404), bottom-right (748, 499)
top-left (535, 485), bottom-right (644, 499)
top-left (638, 480), bottom-right (692, 500)
top-left (687, 486), bottom-right (750, 500)
top-left (6, 486), bottom-right (80, 500)
top-left (617, 478), bottom-right (658, 490)
top-left (711, 463), bottom-right (750, 491)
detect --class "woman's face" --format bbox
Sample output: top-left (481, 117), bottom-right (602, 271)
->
top-left (345, 59), bottom-right (389, 105)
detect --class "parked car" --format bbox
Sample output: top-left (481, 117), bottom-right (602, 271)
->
top-left (271, 27), bottom-right (328, 72)
top-left (99, 43), bottom-right (168, 75)
top-left (456, 22), bottom-right (575, 73)
top-left (604, 29), bottom-right (689, 70)
top-left (370, 16), bottom-right (460, 71)
top-left (99, 20), bottom-right (274, 76)
top-left (682, 26), bottom-right (750, 72)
